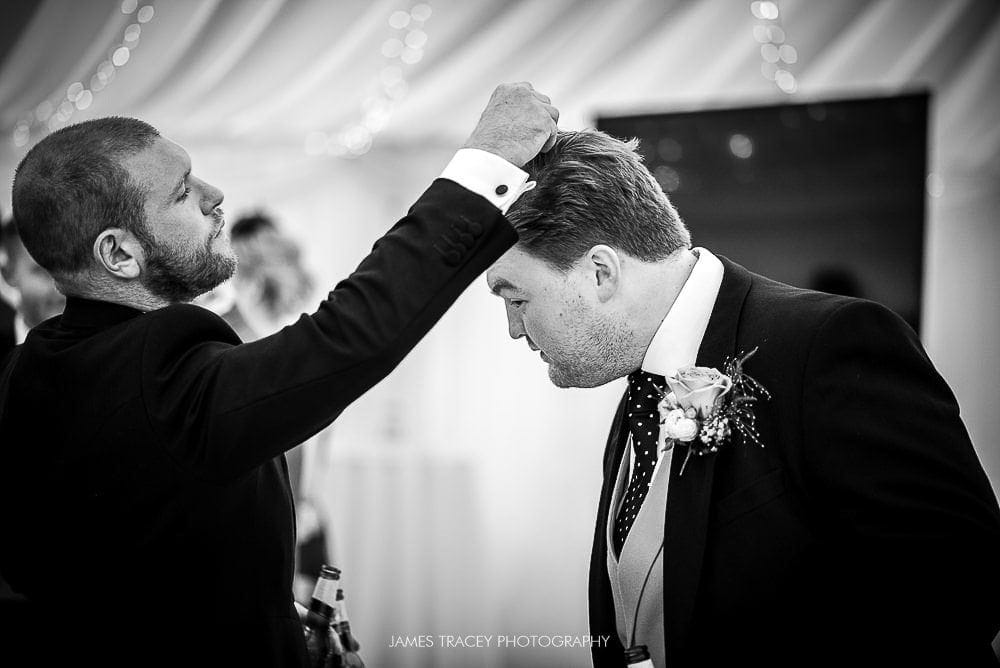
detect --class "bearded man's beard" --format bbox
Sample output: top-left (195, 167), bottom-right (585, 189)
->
top-left (142, 232), bottom-right (237, 304)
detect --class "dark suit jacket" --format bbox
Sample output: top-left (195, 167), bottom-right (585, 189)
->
top-left (589, 256), bottom-right (1000, 667)
top-left (0, 179), bottom-right (516, 667)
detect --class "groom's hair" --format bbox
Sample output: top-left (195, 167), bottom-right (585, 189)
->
top-left (507, 129), bottom-right (690, 271)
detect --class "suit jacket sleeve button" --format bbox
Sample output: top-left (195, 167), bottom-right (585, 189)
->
top-left (495, 184), bottom-right (509, 196)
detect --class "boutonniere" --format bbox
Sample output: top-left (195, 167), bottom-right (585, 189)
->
top-left (655, 347), bottom-right (770, 475)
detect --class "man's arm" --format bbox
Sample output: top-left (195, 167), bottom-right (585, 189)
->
top-left (801, 300), bottom-right (1000, 658)
top-left (141, 84), bottom-right (557, 480)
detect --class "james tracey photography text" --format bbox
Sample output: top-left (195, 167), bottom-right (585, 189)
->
top-left (389, 634), bottom-right (612, 649)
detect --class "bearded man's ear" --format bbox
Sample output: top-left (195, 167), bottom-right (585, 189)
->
top-left (94, 228), bottom-right (144, 280)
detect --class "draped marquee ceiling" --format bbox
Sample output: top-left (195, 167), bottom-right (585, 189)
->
top-left (1, 0), bottom-right (999, 190)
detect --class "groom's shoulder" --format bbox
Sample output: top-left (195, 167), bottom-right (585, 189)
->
top-left (731, 259), bottom-right (855, 322)
top-left (730, 259), bottom-right (910, 346)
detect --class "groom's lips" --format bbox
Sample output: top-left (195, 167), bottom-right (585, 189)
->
top-left (525, 338), bottom-right (548, 362)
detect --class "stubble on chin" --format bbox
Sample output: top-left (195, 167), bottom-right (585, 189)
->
top-left (144, 242), bottom-right (237, 304)
top-left (548, 335), bottom-right (637, 391)
top-left (547, 364), bottom-right (574, 388)
top-left (546, 361), bottom-right (624, 389)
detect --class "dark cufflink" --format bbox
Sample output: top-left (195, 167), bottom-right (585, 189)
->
top-left (495, 184), bottom-right (509, 196)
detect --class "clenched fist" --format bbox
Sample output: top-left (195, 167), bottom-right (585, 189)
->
top-left (463, 83), bottom-right (559, 167)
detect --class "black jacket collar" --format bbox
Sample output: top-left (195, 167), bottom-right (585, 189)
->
top-left (661, 254), bottom-right (752, 657)
top-left (60, 297), bottom-right (145, 329)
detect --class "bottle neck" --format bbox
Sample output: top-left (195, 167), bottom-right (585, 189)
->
top-left (307, 572), bottom-right (340, 627)
top-left (335, 589), bottom-right (350, 623)
top-left (308, 599), bottom-right (334, 620)
top-left (313, 574), bottom-right (339, 606)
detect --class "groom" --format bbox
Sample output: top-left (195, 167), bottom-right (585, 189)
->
top-left (487, 130), bottom-right (1000, 666)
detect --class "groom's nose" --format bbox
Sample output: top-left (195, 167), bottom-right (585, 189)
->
top-left (507, 313), bottom-right (525, 340)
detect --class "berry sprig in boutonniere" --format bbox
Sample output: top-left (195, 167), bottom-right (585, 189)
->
top-left (655, 347), bottom-right (770, 475)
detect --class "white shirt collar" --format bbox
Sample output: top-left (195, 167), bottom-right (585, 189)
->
top-left (640, 247), bottom-right (724, 377)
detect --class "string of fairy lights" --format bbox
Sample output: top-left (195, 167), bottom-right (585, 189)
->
top-left (304, 2), bottom-right (432, 159)
top-left (12, 2), bottom-right (792, 155)
top-left (12, 0), bottom-right (155, 148)
top-left (750, 0), bottom-right (798, 94)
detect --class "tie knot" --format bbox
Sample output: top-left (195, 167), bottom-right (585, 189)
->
top-left (627, 371), bottom-right (665, 418)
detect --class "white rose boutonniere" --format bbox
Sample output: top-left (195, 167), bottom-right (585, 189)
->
top-left (661, 408), bottom-right (698, 443)
top-left (654, 348), bottom-right (771, 474)
top-left (665, 366), bottom-right (733, 419)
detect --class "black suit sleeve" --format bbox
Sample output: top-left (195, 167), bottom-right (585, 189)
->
top-left (800, 300), bottom-right (1000, 657)
top-left (141, 179), bottom-right (517, 481)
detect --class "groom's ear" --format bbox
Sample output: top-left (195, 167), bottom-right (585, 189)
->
top-left (585, 245), bottom-right (621, 303)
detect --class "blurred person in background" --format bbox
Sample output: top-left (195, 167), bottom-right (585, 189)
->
top-left (487, 130), bottom-right (1000, 667)
top-left (0, 83), bottom-right (558, 667)
top-left (225, 212), bottom-right (314, 339)
top-left (0, 215), bottom-right (65, 360)
top-left (0, 218), bottom-right (14, 362)
top-left (224, 210), bottom-right (331, 602)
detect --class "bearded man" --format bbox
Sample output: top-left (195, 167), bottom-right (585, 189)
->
top-left (487, 130), bottom-right (1000, 667)
top-left (0, 83), bottom-right (556, 666)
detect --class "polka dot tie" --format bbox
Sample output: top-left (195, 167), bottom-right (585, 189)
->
top-left (612, 371), bottom-right (666, 558)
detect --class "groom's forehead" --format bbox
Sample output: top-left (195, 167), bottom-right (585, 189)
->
top-left (488, 248), bottom-right (539, 292)
top-left (486, 259), bottom-right (518, 293)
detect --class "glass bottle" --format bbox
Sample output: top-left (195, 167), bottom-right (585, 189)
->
top-left (303, 565), bottom-right (346, 668)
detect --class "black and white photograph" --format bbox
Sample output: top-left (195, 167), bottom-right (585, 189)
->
top-left (1, 1), bottom-right (999, 666)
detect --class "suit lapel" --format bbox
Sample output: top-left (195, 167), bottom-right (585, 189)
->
top-left (662, 256), bottom-right (752, 658)
top-left (588, 391), bottom-right (630, 662)
top-left (594, 392), bottom-right (630, 568)
top-left (601, 393), bottom-right (630, 506)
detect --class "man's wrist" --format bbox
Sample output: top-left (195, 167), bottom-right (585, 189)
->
top-left (439, 149), bottom-right (533, 214)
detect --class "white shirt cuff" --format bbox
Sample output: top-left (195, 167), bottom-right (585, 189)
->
top-left (439, 149), bottom-right (534, 214)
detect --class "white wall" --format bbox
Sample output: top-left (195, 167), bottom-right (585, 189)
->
top-left (923, 171), bottom-right (1000, 496)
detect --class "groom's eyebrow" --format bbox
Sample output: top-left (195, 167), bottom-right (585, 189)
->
top-left (488, 278), bottom-right (519, 296)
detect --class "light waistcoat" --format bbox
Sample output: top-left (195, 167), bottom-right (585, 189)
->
top-left (606, 437), bottom-right (673, 667)
top-left (604, 247), bottom-right (724, 667)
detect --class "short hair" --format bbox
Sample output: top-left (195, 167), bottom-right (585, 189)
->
top-left (11, 117), bottom-right (160, 276)
top-left (230, 211), bottom-right (278, 242)
top-left (507, 129), bottom-right (691, 270)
